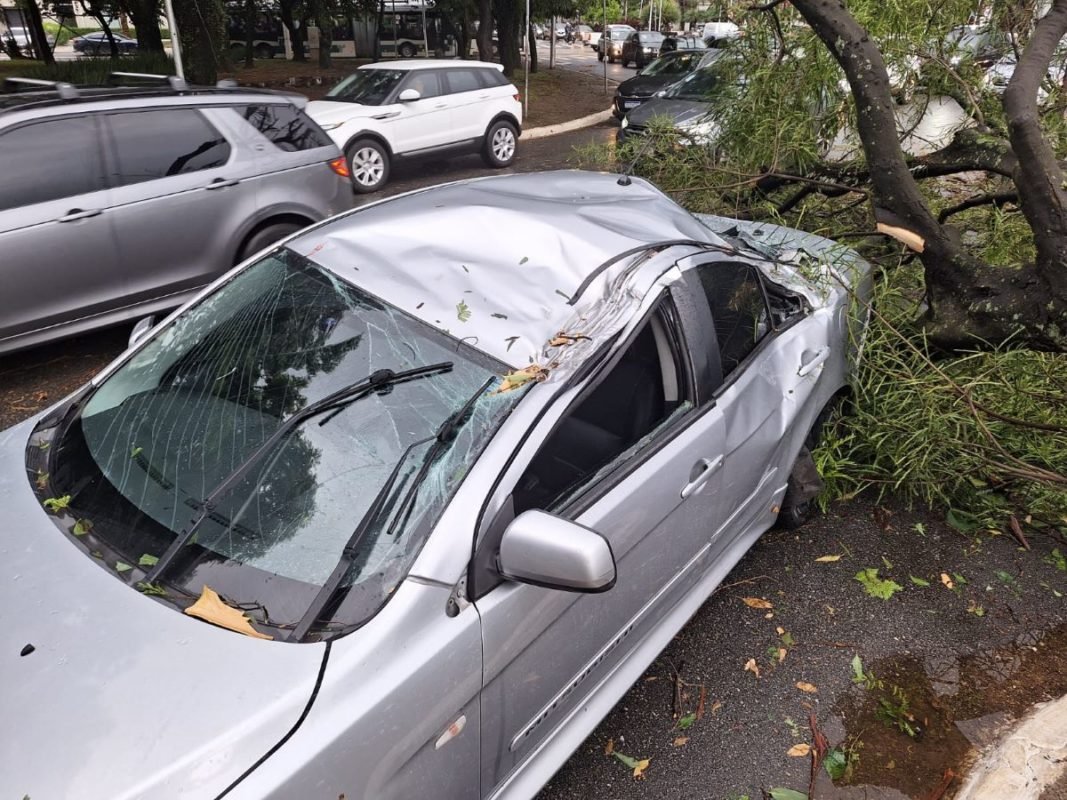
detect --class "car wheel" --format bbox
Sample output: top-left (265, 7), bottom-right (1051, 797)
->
top-left (398, 42), bottom-right (416, 58)
top-left (346, 138), bottom-right (390, 193)
top-left (777, 498), bottom-right (814, 531)
top-left (236, 221), bottom-right (304, 263)
top-left (254, 42), bottom-right (274, 59)
top-left (482, 119), bottom-right (517, 168)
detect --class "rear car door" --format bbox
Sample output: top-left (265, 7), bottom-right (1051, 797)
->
top-left (473, 294), bottom-right (731, 795)
top-left (101, 106), bottom-right (261, 305)
top-left (442, 67), bottom-right (498, 143)
top-left (0, 114), bottom-right (123, 346)
top-left (390, 70), bottom-right (453, 153)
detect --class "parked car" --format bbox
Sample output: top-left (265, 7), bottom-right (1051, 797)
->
top-left (598, 23), bottom-right (635, 62)
top-left (942, 23), bottom-right (1008, 68)
top-left (72, 31), bottom-right (139, 55)
top-left (0, 75), bottom-right (352, 355)
top-left (307, 60), bottom-right (522, 194)
top-left (3, 25), bottom-right (56, 55)
top-left (0, 168), bottom-right (872, 800)
top-left (659, 32), bottom-right (707, 55)
top-left (620, 29), bottom-right (665, 68)
top-left (575, 23), bottom-right (593, 43)
top-left (702, 18), bottom-right (740, 45)
top-left (613, 48), bottom-right (714, 117)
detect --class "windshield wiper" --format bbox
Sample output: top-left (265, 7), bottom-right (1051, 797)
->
top-left (142, 361), bottom-right (453, 586)
top-left (287, 376), bottom-right (495, 642)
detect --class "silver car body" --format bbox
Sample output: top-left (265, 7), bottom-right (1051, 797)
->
top-left (0, 86), bottom-right (352, 355)
top-left (0, 171), bottom-right (871, 799)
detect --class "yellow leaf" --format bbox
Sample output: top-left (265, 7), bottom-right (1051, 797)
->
top-left (184, 585), bottom-right (273, 640)
top-left (673, 737), bottom-right (689, 747)
top-left (777, 647), bottom-right (788, 663)
top-left (604, 738), bottom-right (614, 755)
top-left (795, 681), bottom-right (818, 694)
top-left (493, 364), bottom-right (548, 394)
top-left (711, 700), bottom-right (723, 714)
top-left (742, 597), bottom-right (773, 609)
top-left (776, 626), bottom-right (786, 635)
top-left (744, 658), bottom-right (761, 678)
top-left (633, 758), bottom-right (651, 780)
top-left (815, 554), bottom-right (842, 562)
top-left (787, 743), bottom-right (812, 757)
top-left (941, 572), bottom-right (954, 589)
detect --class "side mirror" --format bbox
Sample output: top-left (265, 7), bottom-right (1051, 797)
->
top-left (497, 510), bottom-right (616, 593)
top-left (397, 88), bottom-right (421, 102)
top-left (127, 315), bottom-right (156, 350)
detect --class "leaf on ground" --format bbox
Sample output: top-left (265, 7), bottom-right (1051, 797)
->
top-left (769, 789), bottom-right (808, 800)
top-left (744, 658), bottom-right (761, 678)
top-left (673, 736), bottom-right (689, 747)
top-left (824, 748), bottom-right (848, 780)
top-left (603, 738), bottom-right (614, 755)
top-left (677, 713), bottom-right (696, 730)
top-left (456, 300), bottom-right (471, 322)
top-left (72, 518), bottom-right (93, 536)
top-left (815, 554), bottom-right (842, 562)
top-left (787, 743), bottom-right (812, 757)
top-left (613, 752), bottom-right (639, 769)
top-left (953, 572), bottom-right (969, 585)
top-left (967, 599), bottom-right (986, 617)
top-left (795, 681), bottom-right (818, 694)
top-left (941, 572), bottom-right (955, 589)
top-left (1045, 548), bottom-right (1066, 572)
top-left (881, 555), bottom-right (894, 570)
top-left (909, 575), bottom-right (931, 587)
top-left (851, 654), bottom-right (865, 682)
top-left (742, 596), bottom-right (773, 609)
top-left (632, 758), bottom-right (650, 780)
top-left (854, 568), bottom-right (903, 600)
top-left (138, 553), bottom-right (158, 567)
top-left (946, 507), bottom-right (982, 532)
top-left (777, 647), bottom-right (788, 663)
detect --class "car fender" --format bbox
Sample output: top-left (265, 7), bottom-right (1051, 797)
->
top-left (229, 201), bottom-right (323, 265)
top-left (341, 127), bottom-right (395, 159)
top-left (486, 109), bottom-right (523, 138)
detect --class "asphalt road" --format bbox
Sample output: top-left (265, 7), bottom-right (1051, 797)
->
top-left (535, 38), bottom-right (632, 84)
top-left (2, 115), bottom-right (1065, 800)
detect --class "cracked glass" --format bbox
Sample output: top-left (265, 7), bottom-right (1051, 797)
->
top-left (54, 249), bottom-right (517, 639)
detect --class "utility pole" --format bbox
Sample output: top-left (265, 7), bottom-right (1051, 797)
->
top-left (163, 0), bottom-right (184, 77)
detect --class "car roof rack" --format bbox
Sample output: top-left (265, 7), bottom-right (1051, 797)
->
top-left (2, 77), bottom-right (80, 99)
top-left (107, 71), bottom-right (188, 90)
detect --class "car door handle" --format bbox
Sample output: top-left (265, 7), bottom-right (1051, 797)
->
top-left (57, 208), bottom-right (101, 222)
top-left (205, 178), bottom-right (238, 190)
top-left (372, 111), bottom-right (401, 120)
top-left (681, 455), bottom-right (724, 499)
top-left (798, 346), bottom-right (831, 378)
top-left (433, 103), bottom-right (447, 109)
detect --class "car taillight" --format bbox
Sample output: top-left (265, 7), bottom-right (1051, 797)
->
top-left (328, 156), bottom-right (350, 179)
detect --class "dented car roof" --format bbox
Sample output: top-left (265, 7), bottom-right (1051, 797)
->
top-left (286, 170), bottom-right (731, 368)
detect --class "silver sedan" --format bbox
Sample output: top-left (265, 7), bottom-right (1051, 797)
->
top-left (0, 170), bottom-right (872, 799)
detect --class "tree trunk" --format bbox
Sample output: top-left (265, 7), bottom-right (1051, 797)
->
top-left (528, 22), bottom-right (537, 73)
top-left (279, 0), bottom-right (306, 61)
top-left (790, 0), bottom-right (1067, 350)
top-left (311, 0), bottom-right (332, 68)
top-left (493, 0), bottom-right (518, 74)
top-left (20, 0), bottom-right (54, 64)
top-left (173, 0), bottom-right (225, 83)
top-left (119, 0), bottom-right (164, 53)
top-left (476, 0), bottom-right (492, 61)
top-left (244, 0), bottom-right (256, 66)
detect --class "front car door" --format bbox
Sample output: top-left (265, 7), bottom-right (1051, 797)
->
top-left (473, 290), bottom-right (733, 797)
top-left (0, 113), bottom-right (122, 348)
top-left (390, 69), bottom-right (454, 154)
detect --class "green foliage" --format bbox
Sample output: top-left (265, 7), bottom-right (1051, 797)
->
top-left (43, 495), bottom-right (72, 513)
top-left (854, 568), bottom-right (903, 600)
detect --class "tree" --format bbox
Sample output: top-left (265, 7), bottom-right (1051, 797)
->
top-left (20, 0), bottom-right (55, 63)
top-left (172, 0), bottom-right (226, 83)
top-left (278, 0), bottom-right (309, 62)
top-left (309, 0), bottom-right (333, 67)
top-left (114, 0), bottom-right (164, 52)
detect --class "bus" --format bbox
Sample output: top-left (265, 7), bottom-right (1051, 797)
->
top-left (373, 0), bottom-right (458, 59)
top-left (225, 2), bottom-right (285, 59)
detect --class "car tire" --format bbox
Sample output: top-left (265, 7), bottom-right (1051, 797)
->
top-left (777, 498), bottom-right (814, 531)
top-left (346, 138), bottom-right (391, 193)
top-left (236, 221), bottom-right (304, 263)
top-left (254, 42), bottom-right (274, 59)
top-left (398, 42), bottom-right (417, 58)
top-left (482, 119), bottom-right (518, 168)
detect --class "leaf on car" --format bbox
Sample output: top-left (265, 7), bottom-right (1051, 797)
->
top-left (519, 256), bottom-right (529, 265)
top-left (815, 554), bottom-right (841, 562)
top-left (742, 596), bottom-right (773, 609)
top-left (136, 581), bottom-right (167, 596)
top-left (910, 575), bottom-right (931, 586)
top-left (548, 331), bottom-right (590, 348)
top-left (138, 553), bottom-right (159, 567)
top-left (490, 312), bottom-right (508, 320)
top-left (493, 364), bottom-right (548, 394)
top-left (72, 518), bottom-right (93, 536)
top-left (42, 495), bottom-right (71, 513)
top-left (744, 658), bottom-right (761, 678)
top-left (34, 471), bottom-right (48, 490)
top-left (787, 743), bottom-right (812, 757)
top-left (184, 585), bottom-right (273, 640)
top-left (854, 568), bottom-right (902, 600)
top-left (768, 789), bottom-right (808, 800)
top-left (795, 681), bottom-right (818, 694)
top-left (456, 300), bottom-right (471, 322)
top-left (941, 572), bottom-right (955, 589)
top-left (677, 712), bottom-right (696, 730)
top-left (131, 446), bottom-right (143, 459)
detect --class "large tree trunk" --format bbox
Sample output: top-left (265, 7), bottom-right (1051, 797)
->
top-left (493, 0), bottom-right (518, 74)
top-left (790, 0), bottom-right (1067, 350)
top-left (311, 0), bottom-right (332, 68)
top-left (173, 0), bottom-right (226, 83)
top-left (476, 0), bottom-right (491, 61)
top-left (528, 21), bottom-right (537, 73)
top-left (279, 0), bottom-right (306, 61)
top-left (21, 0), bottom-right (54, 64)
top-left (244, 0), bottom-right (256, 66)
top-left (119, 0), bottom-right (164, 53)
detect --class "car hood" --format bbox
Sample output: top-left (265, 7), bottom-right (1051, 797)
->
top-left (627, 98), bottom-right (712, 128)
top-left (0, 420), bottom-right (326, 800)
top-left (616, 73), bottom-right (679, 98)
top-left (306, 98), bottom-right (378, 124)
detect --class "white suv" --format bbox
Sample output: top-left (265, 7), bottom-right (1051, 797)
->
top-left (308, 60), bottom-right (523, 193)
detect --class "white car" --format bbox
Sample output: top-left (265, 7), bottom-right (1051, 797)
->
top-left (308, 60), bottom-right (522, 193)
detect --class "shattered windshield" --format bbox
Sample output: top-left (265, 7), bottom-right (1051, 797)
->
top-left (48, 250), bottom-right (517, 640)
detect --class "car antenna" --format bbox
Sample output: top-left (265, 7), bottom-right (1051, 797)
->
top-left (617, 132), bottom-right (656, 186)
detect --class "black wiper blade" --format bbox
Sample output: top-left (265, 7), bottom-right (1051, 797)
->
top-left (143, 361), bottom-right (452, 586)
top-left (287, 376), bottom-right (494, 642)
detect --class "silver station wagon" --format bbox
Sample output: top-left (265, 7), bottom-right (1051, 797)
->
top-left (0, 171), bottom-right (872, 799)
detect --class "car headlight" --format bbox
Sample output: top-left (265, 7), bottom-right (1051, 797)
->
top-left (318, 121), bottom-right (344, 131)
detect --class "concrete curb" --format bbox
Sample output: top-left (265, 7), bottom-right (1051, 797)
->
top-left (954, 694), bottom-right (1067, 800)
top-left (523, 108), bottom-right (614, 140)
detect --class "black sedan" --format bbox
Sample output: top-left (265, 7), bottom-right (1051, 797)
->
top-left (72, 31), bottom-right (138, 55)
top-left (620, 30), bottom-right (665, 68)
top-left (613, 49), bottom-right (713, 118)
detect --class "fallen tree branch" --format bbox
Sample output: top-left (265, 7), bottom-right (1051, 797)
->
top-left (937, 191), bottom-right (1019, 223)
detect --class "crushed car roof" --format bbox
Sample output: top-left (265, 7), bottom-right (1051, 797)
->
top-left (287, 170), bottom-right (729, 367)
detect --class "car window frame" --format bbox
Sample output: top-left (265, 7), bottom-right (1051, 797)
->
top-left (443, 67), bottom-right (487, 95)
top-left (468, 286), bottom-right (720, 600)
top-left (397, 68), bottom-right (445, 99)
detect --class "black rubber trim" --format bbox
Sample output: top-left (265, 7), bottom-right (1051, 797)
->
top-left (214, 640), bottom-right (332, 799)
